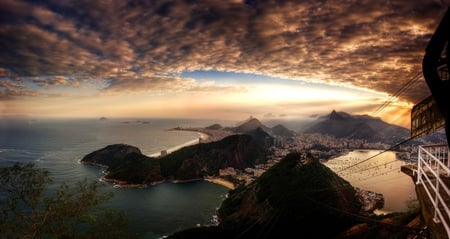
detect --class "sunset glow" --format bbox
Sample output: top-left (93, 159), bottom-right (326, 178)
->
top-left (1, 0), bottom-right (448, 128)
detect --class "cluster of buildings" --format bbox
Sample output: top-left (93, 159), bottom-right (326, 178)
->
top-left (354, 187), bottom-right (385, 213)
top-left (217, 134), bottom-right (388, 213)
top-left (174, 126), bottom-right (419, 188)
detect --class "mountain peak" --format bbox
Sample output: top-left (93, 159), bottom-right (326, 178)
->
top-left (330, 110), bottom-right (344, 121)
top-left (305, 110), bottom-right (409, 143)
top-left (245, 117), bottom-right (262, 125)
top-left (233, 117), bottom-right (270, 133)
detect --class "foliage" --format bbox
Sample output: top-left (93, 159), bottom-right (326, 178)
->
top-left (106, 152), bottom-right (163, 184)
top-left (83, 134), bottom-right (267, 184)
top-left (0, 163), bottom-right (128, 239)
top-left (168, 150), bottom-right (422, 238)
top-left (161, 134), bottom-right (268, 180)
top-left (215, 153), bottom-right (360, 238)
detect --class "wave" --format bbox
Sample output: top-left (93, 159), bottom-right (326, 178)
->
top-left (36, 152), bottom-right (58, 161)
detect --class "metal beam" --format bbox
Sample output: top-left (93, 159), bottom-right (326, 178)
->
top-left (411, 95), bottom-right (445, 139)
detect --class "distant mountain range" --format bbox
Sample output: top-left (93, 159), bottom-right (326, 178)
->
top-left (219, 117), bottom-right (296, 137)
top-left (215, 111), bottom-right (408, 144)
top-left (304, 110), bottom-right (409, 143)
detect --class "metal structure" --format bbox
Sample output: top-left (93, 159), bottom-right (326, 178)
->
top-left (416, 145), bottom-right (450, 238)
top-left (421, 7), bottom-right (450, 146)
top-left (409, 7), bottom-right (450, 239)
top-left (411, 96), bottom-right (445, 139)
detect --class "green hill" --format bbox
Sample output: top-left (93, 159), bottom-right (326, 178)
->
top-left (81, 144), bottom-right (163, 184)
top-left (170, 153), bottom-right (361, 238)
top-left (161, 134), bottom-right (267, 180)
top-left (81, 134), bottom-right (267, 185)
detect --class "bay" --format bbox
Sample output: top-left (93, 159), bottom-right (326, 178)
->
top-left (323, 150), bottom-right (417, 213)
top-left (0, 118), bottom-right (231, 238)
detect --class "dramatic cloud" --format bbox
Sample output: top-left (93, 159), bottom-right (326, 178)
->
top-left (0, 0), bottom-right (449, 104)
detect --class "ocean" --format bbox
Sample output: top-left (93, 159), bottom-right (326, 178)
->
top-left (323, 150), bottom-right (417, 213)
top-left (0, 118), bottom-right (418, 237)
top-left (0, 118), bottom-right (231, 238)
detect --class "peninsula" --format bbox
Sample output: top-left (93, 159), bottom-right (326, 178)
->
top-left (81, 134), bottom-right (267, 188)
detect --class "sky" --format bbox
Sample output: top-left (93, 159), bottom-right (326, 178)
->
top-left (1, 0), bottom-right (449, 128)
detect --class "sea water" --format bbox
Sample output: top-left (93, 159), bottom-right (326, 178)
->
top-left (323, 150), bottom-right (417, 213)
top-left (0, 118), bottom-right (231, 238)
top-left (0, 119), bottom-right (418, 237)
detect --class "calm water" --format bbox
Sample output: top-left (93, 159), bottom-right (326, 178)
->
top-left (323, 150), bottom-right (417, 213)
top-left (0, 119), bottom-right (418, 237)
top-left (0, 118), bottom-right (231, 238)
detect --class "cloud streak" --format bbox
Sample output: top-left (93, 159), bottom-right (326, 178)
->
top-left (0, 0), bottom-right (448, 104)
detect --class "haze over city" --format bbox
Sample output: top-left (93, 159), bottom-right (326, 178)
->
top-left (1, 0), bottom-right (449, 128)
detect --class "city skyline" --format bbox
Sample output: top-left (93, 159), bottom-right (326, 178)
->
top-left (1, 0), bottom-right (449, 128)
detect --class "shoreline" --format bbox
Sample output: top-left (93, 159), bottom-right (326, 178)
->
top-left (204, 177), bottom-right (236, 190)
top-left (102, 173), bottom-right (236, 190)
top-left (109, 177), bottom-right (236, 190)
top-left (85, 161), bottom-right (236, 190)
top-left (168, 127), bottom-right (233, 144)
top-left (149, 131), bottom-right (210, 158)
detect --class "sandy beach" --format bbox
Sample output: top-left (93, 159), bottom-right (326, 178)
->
top-left (204, 177), bottom-right (235, 190)
top-left (169, 127), bottom-right (233, 143)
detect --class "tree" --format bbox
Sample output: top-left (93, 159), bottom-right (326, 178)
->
top-left (0, 163), bottom-right (128, 238)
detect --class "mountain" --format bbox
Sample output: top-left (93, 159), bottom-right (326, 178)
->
top-left (260, 117), bottom-right (319, 132)
top-left (304, 110), bottom-right (409, 143)
top-left (242, 127), bottom-right (274, 147)
top-left (229, 117), bottom-right (272, 133)
top-left (169, 153), bottom-right (361, 238)
top-left (161, 134), bottom-right (267, 180)
top-left (81, 134), bottom-right (268, 185)
top-left (205, 123), bottom-right (223, 130)
top-left (225, 117), bottom-right (296, 137)
top-left (81, 144), bottom-right (163, 185)
top-left (271, 124), bottom-right (296, 137)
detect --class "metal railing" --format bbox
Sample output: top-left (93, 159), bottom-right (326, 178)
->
top-left (416, 144), bottom-right (450, 238)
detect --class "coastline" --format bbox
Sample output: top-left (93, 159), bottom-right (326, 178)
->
top-left (85, 161), bottom-right (237, 190)
top-left (82, 129), bottom-right (233, 189)
top-left (168, 127), bottom-right (233, 143)
top-left (83, 161), bottom-right (153, 188)
top-left (149, 131), bottom-right (210, 157)
top-left (102, 177), bottom-right (148, 188)
top-left (204, 177), bottom-right (236, 190)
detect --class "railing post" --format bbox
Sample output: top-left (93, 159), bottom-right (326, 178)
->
top-left (417, 144), bottom-right (450, 238)
top-left (446, 145), bottom-right (450, 171)
top-left (417, 146), bottom-right (422, 185)
top-left (434, 163), bottom-right (441, 224)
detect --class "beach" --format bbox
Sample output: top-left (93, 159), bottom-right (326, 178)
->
top-left (168, 127), bottom-right (233, 143)
top-left (205, 177), bottom-right (235, 190)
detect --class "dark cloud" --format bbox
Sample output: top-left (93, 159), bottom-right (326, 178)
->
top-left (1, 0), bottom-right (449, 103)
